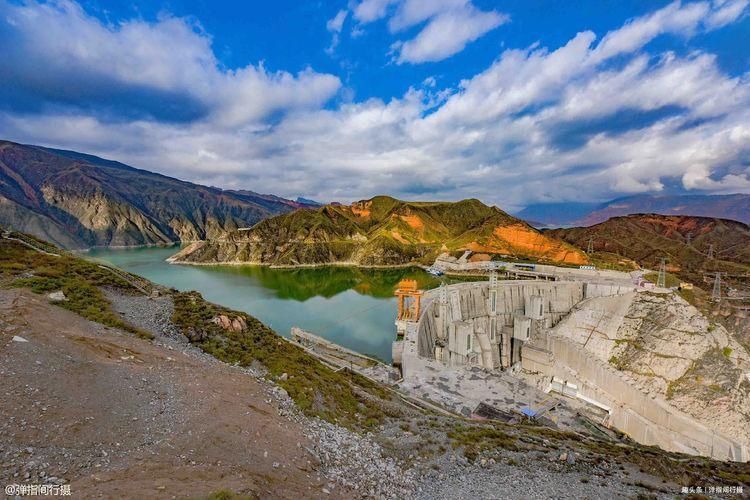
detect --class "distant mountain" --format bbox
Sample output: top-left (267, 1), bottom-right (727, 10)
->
top-left (521, 194), bottom-right (750, 227)
top-left (0, 140), bottom-right (305, 248)
top-left (547, 214), bottom-right (750, 282)
top-left (577, 194), bottom-right (750, 226)
top-left (514, 202), bottom-right (599, 228)
top-left (169, 195), bottom-right (588, 267)
top-left (295, 197), bottom-right (324, 206)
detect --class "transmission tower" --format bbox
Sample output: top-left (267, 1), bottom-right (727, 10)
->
top-left (586, 237), bottom-right (594, 254)
top-left (657, 258), bottom-right (667, 288)
top-left (708, 244), bottom-right (715, 260)
top-left (711, 272), bottom-right (723, 302)
top-left (686, 232), bottom-right (692, 246)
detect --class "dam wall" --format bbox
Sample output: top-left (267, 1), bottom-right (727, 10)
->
top-left (523, 330), bottom-right (747, 462)
top-left (408, 279), bottom-right (746, 462)
top-left (416, 281), bottom-right (586, 360)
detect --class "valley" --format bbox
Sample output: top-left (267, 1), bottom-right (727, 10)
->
top-left (3, 229), bottom-right (750, 499)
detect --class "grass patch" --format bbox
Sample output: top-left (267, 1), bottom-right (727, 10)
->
top-left (447, 424), bottom-right (518, 461)
top-left (643, 271), bottom-right (681, 288)
top-left (722, 347), bottom-right (733, 358)
top-left (171, 290), bottom-right (393, 429)
top-left (1, 238), bottom-right (152, 339)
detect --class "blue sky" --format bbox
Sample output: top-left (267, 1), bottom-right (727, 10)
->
top-left (1, 0), bottom-right (749, 209)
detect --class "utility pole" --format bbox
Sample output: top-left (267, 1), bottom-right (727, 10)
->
top-left (586, 237), bottom-right (594, 254)
top-left (712, 272), bottom-right (723, 302)
top-left (657, 258), bottom-right (667, 288)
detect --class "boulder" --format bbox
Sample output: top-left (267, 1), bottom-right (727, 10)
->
top-left (212, 314), bottom-right (247, 332)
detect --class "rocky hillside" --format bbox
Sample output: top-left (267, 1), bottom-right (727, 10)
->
top-left (578, 194), bottom-right (750, 226)
top-left (0, 140), bottom-right (309, 249)
top-left (518, 193), bottom-right (750, 227)
top-left (553, 291), bottom-right (750, 452)
top-left (547, 214), bottom-right (750, 282)
top-left (169, 196), bottom-right (588, 267)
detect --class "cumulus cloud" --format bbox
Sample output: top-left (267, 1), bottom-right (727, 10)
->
top-left (0, 0), bottom-right (341, 126)
top-left (1, 0), bottom-right (749, 209)
top-left (352, 0), bottom-right (508, 63)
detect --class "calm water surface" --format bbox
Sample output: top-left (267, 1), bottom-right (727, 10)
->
top-left (85, 246), bottom-right (445, 362)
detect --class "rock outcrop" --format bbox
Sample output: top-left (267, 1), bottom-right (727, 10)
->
top-left (552, 291), bottom-right (750, 450)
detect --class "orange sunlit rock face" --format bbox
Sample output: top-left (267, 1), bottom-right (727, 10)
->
top-left (399, 213), bottom-right (425, 230)
top-left (491, 224), bottom-right (588, 264)
top-left (390, 231), bottom-right (409, 244)
top-left (350, 201), bottom-right (372, 218)
top-left (467, 224), bottom-right (587, 265)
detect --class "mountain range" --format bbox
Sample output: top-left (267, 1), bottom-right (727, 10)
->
top-left (0, 141), bottom-right (313, 248)
top-left (518, 194), bottom-right (750, 227)
top-left (547, 214), bottom-right (750, 282)
top-left (169, 196), bottom-right (589, 267)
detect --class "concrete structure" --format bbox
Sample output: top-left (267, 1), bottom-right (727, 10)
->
top-left (414, 280), bottom-right (631, 372)
top-left (431, 252), bottom-right (643, 285)
top-left (523, 327), bottom-right (747, 462)
top-left (396, 276), bottom-right (748, 462)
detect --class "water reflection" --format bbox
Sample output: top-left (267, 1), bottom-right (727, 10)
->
top-left (84, 245), bottom-right (446, 361)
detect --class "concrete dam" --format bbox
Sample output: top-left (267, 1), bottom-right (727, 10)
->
top-left (394, 277), bottom-right (748, 462)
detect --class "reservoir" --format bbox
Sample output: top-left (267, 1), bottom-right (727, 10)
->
top-left (85, 246), bottom-right (445, 362)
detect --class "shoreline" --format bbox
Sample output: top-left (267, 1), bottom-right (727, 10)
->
top-left (74, 241), bottom-right (188, 252)
top-left (167, 258), bottom-right (430, 270)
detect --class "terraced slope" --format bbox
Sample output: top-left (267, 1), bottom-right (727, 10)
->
top-left (170, 196), bottom-right (588, 266)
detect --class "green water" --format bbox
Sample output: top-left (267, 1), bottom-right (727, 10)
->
top-left (84, 246), bottom-right (445, 362)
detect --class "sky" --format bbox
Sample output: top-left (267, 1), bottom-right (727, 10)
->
top-left (0, 0), bottom-right (749, 210)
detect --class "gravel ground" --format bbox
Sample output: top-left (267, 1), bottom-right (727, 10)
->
top-left (103, 287), bottom-right (187, 342)
top-left (103, 288), bottom-right (421, 498)
top-left (413, 450), bottom-right (675, 500)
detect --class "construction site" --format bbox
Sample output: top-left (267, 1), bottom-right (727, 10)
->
top-left (384, 256), bottom-right (750, 463)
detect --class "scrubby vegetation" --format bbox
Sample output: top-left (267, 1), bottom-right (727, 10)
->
top-left (0, 237), bottom-right (151, 339)
top-left (171, 290), bottom-right (397, 429)
top-left (448, 424), bottom-right (518, 461)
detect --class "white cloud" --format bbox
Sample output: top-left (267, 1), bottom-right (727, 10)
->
top-left (352, 0), bottom-right (399, 23)
top-left (327, 9), bottom-right (348, 33)
top-left (353, 0), bottom-right (508, 63)
top-left (396, 6), bottom-right (508, 63)
top-left (325, 9), bottom-right (349, 55)
top-left (705, 0), bottom-right (750, 28)
top-left (0, 0), bottom-right (341, 126)
top-left (1, 0), bottom-right (749, 209)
